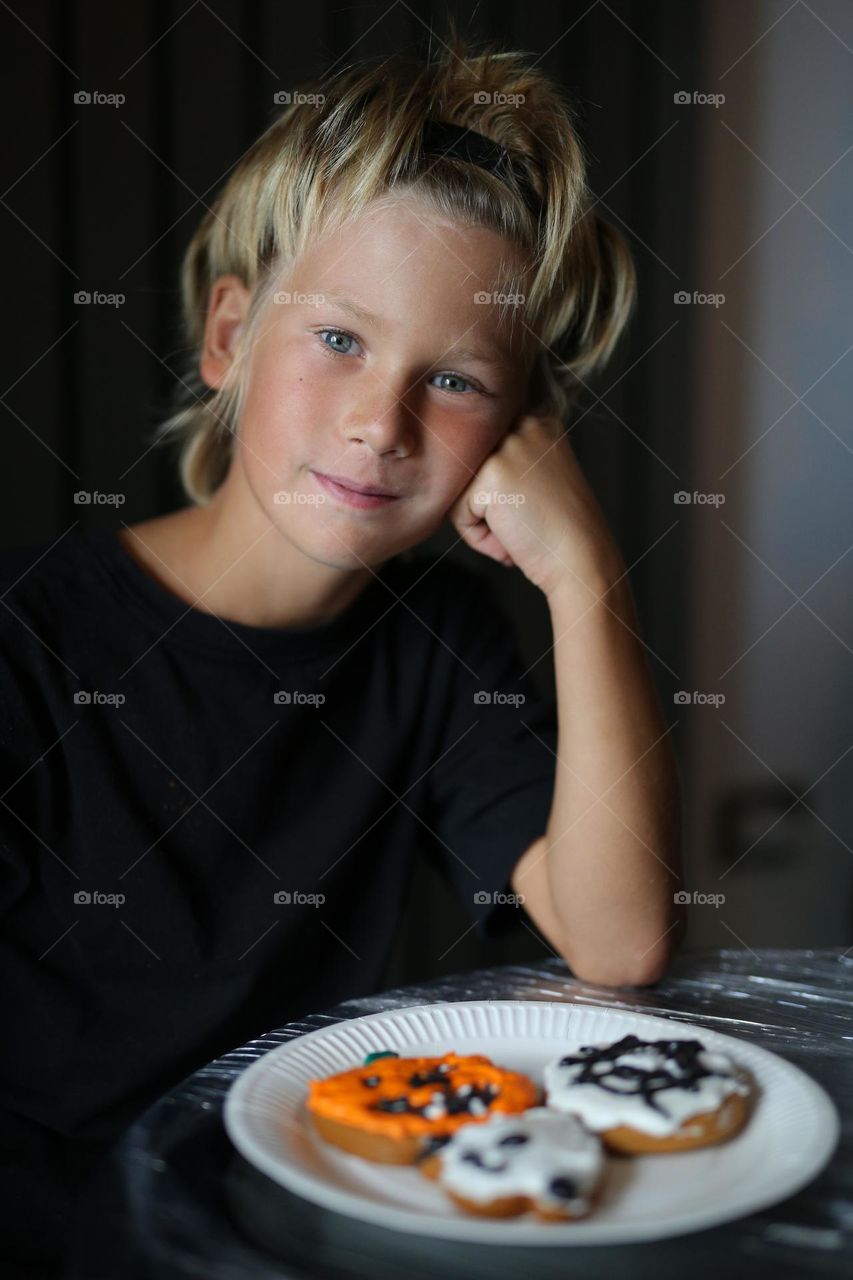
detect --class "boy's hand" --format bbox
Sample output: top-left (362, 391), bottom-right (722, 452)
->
top-left (447, 412), bottom-right (624, 600)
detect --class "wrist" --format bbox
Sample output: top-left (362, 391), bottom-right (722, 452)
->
top-left (545, 542), bottom-right (628, 612)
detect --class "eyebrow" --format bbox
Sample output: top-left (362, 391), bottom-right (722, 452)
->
top-left (316, 291), bottom-right (516, 371)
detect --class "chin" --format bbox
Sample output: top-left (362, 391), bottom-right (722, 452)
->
top-left (285, 525), bottom-right (391, 573)
top-left (272, 501), bottom-right (442, 571)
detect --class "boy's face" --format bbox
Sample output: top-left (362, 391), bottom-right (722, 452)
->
top-left (214, 198), bottom-right (531, 570)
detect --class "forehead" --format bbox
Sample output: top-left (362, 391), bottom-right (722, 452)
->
top-left (286, 199), bottom-right (530, 363)
top-left (299, 195), bottom-right (527, 278)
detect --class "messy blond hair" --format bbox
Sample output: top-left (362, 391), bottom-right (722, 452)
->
top-left (153, 28), bottom-right (636, 505)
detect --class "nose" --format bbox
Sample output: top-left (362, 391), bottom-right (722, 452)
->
top-left (341, 385), bottom-right (417, 456)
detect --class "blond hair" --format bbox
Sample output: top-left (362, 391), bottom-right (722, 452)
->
top-left (153, 28), bottom-right (637, 505)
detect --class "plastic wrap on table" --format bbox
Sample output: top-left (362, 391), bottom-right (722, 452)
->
top-left (63, 948), bottom-right (853, 1279)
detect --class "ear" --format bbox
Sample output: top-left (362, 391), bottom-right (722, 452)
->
top-left (199, 274), bottom-right (251, 390)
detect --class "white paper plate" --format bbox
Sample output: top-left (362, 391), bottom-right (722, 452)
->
top-left (223, 1000), bottom-right (839, 1244)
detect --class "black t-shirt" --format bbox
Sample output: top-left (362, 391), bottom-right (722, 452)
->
top-left (0, 524), bottom-right (557, 1268)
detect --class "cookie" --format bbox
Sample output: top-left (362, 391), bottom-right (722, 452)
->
top-left (543, 1033), bottom-right (755, 1153)
top-left (307, 1050), bottom-right (540, 1163)
top-left (419, 1106), bottom-right (605, 1220)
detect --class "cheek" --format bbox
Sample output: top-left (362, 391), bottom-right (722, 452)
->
top-left (427, 418), bottom-right (505, 489)
top-left (238, 351), bottom-right (332, 461)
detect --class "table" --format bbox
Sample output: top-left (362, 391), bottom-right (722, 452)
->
top-left (65, 948), bottom-right (853, 1279)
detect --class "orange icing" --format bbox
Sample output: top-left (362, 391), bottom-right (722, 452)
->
top-left (306, 1051), bottom-right (539, 1140)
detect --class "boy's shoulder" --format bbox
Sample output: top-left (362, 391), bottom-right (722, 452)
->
top-left (0, 526), bottom-right (96, 601)
top-left (0, 531), bottom-right (511, 652)
top-left (0, 527), bottom-right (106, 663)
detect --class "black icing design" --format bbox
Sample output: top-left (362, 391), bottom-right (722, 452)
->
top-left (373, 1095), bottom-right (413, 1114)
top-left (548, 1175), bottom-right (577, 1200)
top-left (445, 1084), bottom-right (498, 1115)
top-left (498, 1132), bottom-right (530, 1147)
top-left (557, 1035), bottom-right (729, 1116)
top-left (460, 1151), bottom-right (509, 1173)
top-left (372, 1080), bottom-right (499, 1118)
top-left (361, 1075), bottom-right (381, 1088)
top-left (407, 1066), bottom-right (451, 1088)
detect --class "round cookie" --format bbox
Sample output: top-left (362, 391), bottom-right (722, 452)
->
top-left (419, 1106), bottom-right (605, 1220)
top-left (307, 1051), bottom-right (541, 1164)
top-left (543, 1033), bottom-right (755, 1153)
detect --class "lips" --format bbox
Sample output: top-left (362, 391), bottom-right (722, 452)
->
top-left (312, 471), bottom-right (401, 498)
top-left (309, 470), bottom-right (403, 511)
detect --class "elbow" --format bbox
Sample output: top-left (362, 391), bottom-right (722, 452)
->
top-left (563, 912), bottom-right (689, 990)
top-left (566, 954), bottom-right (669, 989)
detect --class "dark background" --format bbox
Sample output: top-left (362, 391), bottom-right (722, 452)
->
top-left (2, 0), bottom-right (851, 987)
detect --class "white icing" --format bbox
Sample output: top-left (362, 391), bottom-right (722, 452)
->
top-left (434, 1107), bottom-right (603, 1213)
top-left (543, 1035), bottom-right (751, 1137)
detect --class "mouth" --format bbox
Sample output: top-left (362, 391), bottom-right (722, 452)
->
top-left (310, 470), bottom-right (403, 511)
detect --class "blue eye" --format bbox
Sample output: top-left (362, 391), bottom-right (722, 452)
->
top-left (432, 372), bottom-right (476, 395)
top-left (314, 329), bottom-right (484, 395)
top-left (317, 328), bottom-right (359, 356)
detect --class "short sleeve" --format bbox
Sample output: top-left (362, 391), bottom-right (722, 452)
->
top-left (420, 566), bottom-right (557, 941)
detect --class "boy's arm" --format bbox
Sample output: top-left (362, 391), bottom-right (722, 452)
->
top-left (449, 412), bottom-right (687, 989)
top-left (511, 564), bottom-right (687, 989)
